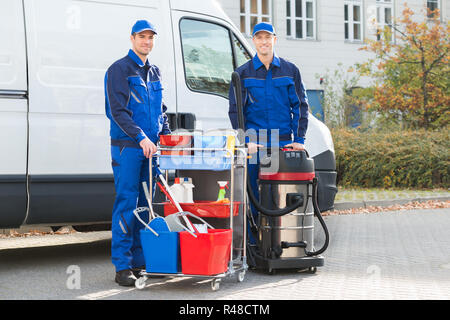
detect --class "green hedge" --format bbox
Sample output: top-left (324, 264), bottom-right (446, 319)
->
top-left (331, 128), bottom-right (450, 189)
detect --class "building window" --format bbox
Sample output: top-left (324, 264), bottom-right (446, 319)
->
top-left (427, 0), bottom-right (440, 18)
top-left (376, 0), bottom-right (393, 42)
top-left (344, 0), bottom-right (363, 42)
top-left (286, 0), bottom-right (316, 39)
top-left (240, 0), bottom-right (272, 36)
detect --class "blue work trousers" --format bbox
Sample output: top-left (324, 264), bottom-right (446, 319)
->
top-left (110, 145), bottom-right (156, 272)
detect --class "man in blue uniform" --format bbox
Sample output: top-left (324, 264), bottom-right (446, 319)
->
top-left (105, 20), bottom-right (171, 286)
top-left (228, 22), bottom-right (309, 243)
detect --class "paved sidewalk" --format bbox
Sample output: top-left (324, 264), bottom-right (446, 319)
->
top-left (1, 189), bottom-right (448, 236)
top-left (0, 230), bottom-right (111, 250)
top-left (334, 188), bottom-right (450, 210)
top-left (0, 208), bottom-right (449, 300)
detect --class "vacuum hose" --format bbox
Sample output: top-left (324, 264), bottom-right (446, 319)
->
top-left (231, 71), bottom-right (245, 147)
top-left (305, 177), bottom-right (330, 256)
top-left (232, 71), bottom-right (329, 256)
top-left (246, 177), bottom-right (305, 217)
top-left (232, 71), bottom-right (304, 217)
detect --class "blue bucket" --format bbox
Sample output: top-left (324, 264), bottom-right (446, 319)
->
top-left (193, 135), bottom-right (228, 158)
top-left (140, 228), bottom-right (180, 274)
top-left (158, 155), bottom-right (231, 171)
top-left (197, 136), bottom-right (227, 148)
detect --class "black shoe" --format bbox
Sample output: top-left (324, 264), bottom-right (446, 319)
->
top-left (115, 269), bottom-right (137, 287)
top-left (131, 266), bottom-right (145, 278)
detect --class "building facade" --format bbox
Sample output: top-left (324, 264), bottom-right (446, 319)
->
top-left (217, 0), bottom-right (449, 119)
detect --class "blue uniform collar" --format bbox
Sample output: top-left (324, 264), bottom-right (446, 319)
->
top-left (252, 53), bottom-right (280, 70)
top-left (128, 49), bottom-right (150, 67)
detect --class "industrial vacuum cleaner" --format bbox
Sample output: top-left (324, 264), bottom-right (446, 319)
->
top-left (231, 72), bottom-right (330, 274)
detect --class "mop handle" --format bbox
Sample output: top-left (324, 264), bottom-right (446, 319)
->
top-left (158, 175), bottom-right (183, 212)
top-left (145, 158), bottom-right (158, 220)
top-left (142, 181), bottom-right (158, 220)
top-left (156, 182), bottom-right (179, 210)
top-left (158, 173), bottom-right (196, 233)
top-left (170, 214), bottom-right (198, 238)
top-left (133, 207), bottom-right (159, 237)
top-left (170, 212), bottom-right (215, 238)
top-left (182, 211), bottom-right (215, 230)
top-left (156, 181), bottom-right (202, 234)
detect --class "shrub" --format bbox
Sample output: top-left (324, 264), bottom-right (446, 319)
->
top-left (332, 128), bottom-right (449, 188)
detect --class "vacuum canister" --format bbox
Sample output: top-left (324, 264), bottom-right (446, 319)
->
top-left (258, 149), bottom-right (316, 260)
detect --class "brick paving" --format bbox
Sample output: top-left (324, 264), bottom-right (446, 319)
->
top-left (0, 208), bottom-right (449, 300)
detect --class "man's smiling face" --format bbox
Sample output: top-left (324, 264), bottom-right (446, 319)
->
top-left (130, 30), bottom-right (155, 57)
top-left (252, 31), bottom-right (276, 57)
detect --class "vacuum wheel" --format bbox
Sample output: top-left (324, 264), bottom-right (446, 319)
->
top-left (308, 267), bottom-right (317, 274)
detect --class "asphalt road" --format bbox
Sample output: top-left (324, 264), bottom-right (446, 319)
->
top-left (0, 208), bottom-right (449, 300)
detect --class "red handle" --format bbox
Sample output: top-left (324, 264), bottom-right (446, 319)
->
top-left (157, 181), bottom-right (198, 232)
top-left (157, 182), bottom-right (176, 204)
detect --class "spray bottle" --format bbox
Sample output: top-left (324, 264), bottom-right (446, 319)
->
top-left (216, 181), bottom-right (229, 201)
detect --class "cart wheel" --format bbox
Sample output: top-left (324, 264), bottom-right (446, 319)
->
top-left (237, 270), bottom-right (245, 283)
top-left (308, 267), bottom-right (317, 274)
top-left (211, 279), bottom-right (221, 291)
top-left (135, 276), bottom-right (147, 290)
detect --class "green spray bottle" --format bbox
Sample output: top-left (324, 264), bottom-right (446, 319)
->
top-left (217, 181), bottom-right (229, 201)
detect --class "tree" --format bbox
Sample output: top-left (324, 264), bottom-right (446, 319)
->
top-left (316, 63), bottom-right (361, 128)
top-left (355, 5), bottom-right (449, 130)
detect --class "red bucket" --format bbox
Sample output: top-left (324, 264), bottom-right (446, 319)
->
top-left (160, 149), bottom-right (191, 155)
top-left (163, 201), bottom-right (240, 218)
top-left (159, 135), bottom-right (192, 147)
top-left (159, 135), bottom-right (193, 155)
top-left (179, 229), bottom-right (232, 275)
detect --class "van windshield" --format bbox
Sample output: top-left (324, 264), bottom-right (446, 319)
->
top-left (180, 18), bottom-right (250, 98)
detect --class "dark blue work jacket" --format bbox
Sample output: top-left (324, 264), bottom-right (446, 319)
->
top-left (104, 49), bottom-right (171, 146)
top-left (228, 54), bottom-right (308, 144)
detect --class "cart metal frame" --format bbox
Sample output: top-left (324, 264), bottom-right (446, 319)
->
top-left (135, 146), bottom-right (248, 291)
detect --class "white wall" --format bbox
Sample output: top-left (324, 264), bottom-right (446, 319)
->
top-left (218, 0), bottom-right (448, 91)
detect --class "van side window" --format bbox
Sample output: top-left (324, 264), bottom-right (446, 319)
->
top-left (180, 19), bottom-right (235, 98)
top-left (232, 34), bottom-right (251, 68)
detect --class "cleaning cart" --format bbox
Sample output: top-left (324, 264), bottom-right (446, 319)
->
top-left (134, 134), bottom-right (248, 291)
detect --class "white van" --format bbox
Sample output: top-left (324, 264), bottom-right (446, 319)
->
top-left (0, 0), bottom-right (337, 230)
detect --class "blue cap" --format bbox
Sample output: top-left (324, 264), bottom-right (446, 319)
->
top-left (252, 22), bottom-right (276, 36)
top-left (131, 20), bottom-right (157, 35)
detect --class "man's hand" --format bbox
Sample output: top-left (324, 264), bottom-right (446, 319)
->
top-left (247, 142), bottom-right (264, 154)
top-left (284, 142), bottom-right (305, 151)
top-left (139, 138), bottom-right (157, 158)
